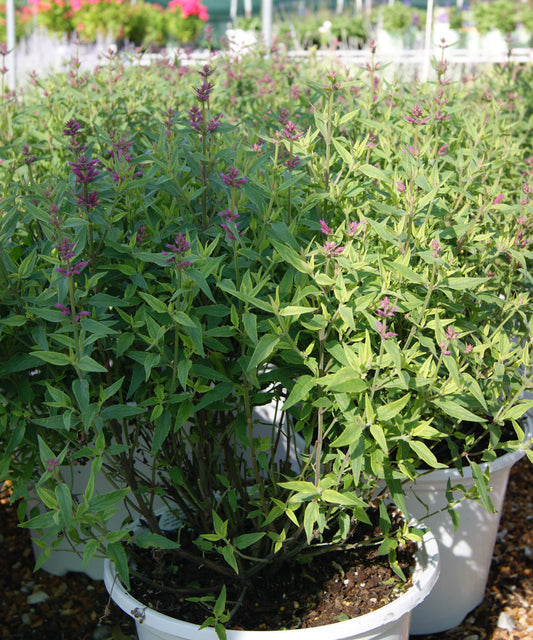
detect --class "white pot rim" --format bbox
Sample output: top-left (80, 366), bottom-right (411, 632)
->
top-left (411, 412), bottom-right (533, 484)
top-left (103, 529), bottom-right (439, 640)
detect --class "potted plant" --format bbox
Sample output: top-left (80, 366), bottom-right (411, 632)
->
top-left (0, 53), bottom-right (441, 640)
top-left (166, 0), bottom-right (209, 47)
top-left (0, 38), bottom-right (531, 640)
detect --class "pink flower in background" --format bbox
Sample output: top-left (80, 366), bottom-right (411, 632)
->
top-left (168, 0), bottom-right (208, 20)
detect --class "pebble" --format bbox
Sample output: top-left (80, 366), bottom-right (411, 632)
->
top-left (27, 591), bottom-right (50, 605)
top-left (20, 581), bottom-right (35, 594)
top-left (497, 611), bottom-right (516, 631)
top-left (464, 635), bottom-right (479, 640)
top-left (21, 614), bottom-right (31, 625)
top-left (92, 625), bottom-right (112, 640)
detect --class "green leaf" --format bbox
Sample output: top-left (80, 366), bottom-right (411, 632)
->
top-left (321, 489), bottom-right (366, 508)
top-left (233, 532), bottom-right (266, 550)
top-left (279, 306), bottom-right (314, 316)
top-left (377, 536), bottom-right (397, 556)
top-left (37, 435), bottom-right (57, 468)
top-left (370, 424), bottom-right (388, 452)
top-left (90, 293), bottom-right (130, 308)
top-left (247, 334), bottom-right (279, 372)
top-left (88, 489), bottom-right (130, 513)
top-left (432, 399), bottom-right (487, 423)
top-left (303, 500), bottom-right (319, 543)
top-left (376, 394), bottom-right (411, 421)
top-left (77, 355), bottom-right (108, 373)
top-left (279, 480), bottom-right (320, 494)
top-left (32, 350), bottom-right (71, 366)
top-left (139, 292), bottom-right (168, 314)
top-left (221, 545), bottom-right (239, 573)
top-left (108, 541), bottom-right (130, 590)
top-left (19, 510), bottom-right (56, 530)
top-left (55, 483), bottom-right (73, 530)
top-left (116, 333), bottom-right (135, 357)
top-left (319, 368), bottom-right (367, 394)
top-left (82, 539), bottom-right (100, 568)
top-left (35, 487), bottom-right (57, 510)
top-left (409, 440), bottom-right (447, 469)
top-left (151, 410), bottom-right (171, 455)
top-left (359, 163), bottom-right (388, 182)
top-left (470, 462), bottom-right (495, 513)
top-left (242, 312), bottom-right (258, 344)
top-left (384, 259), bottom-right (424, 284)
top-left (214, 585), bottom-right (227, 619)
top-left (100, 405), bottom-right (145, 420)
top-left (135, 531), bottom-right (180, 550)
top-left (283, 375), bottom-right (315, 410)
top-left (441, 277), bottom-right (488, 291)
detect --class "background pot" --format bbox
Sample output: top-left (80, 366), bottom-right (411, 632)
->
top-left (405, 413), bottom-right (532, 635)
top-left (103, 529), bottom-right (439, 640)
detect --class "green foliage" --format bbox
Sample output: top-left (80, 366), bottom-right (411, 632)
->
top-left (472, 0), bottom-right (523, 35)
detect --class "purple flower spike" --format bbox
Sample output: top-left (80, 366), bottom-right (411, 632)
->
top-left (63, 119), bottom-right (82, 138)
top-left (377, 297), bottom-right (398, 318)
top-left (46, 458), bottom-right (60, 472)
top-left (220, 167), bottom-right (247, 188)
top-left (188, 105), bottom-right (203, 131)
top-left (55, 303), bottom-right (71, 317)
top-left (68, 155), bottom-right (100, 185)
top-left (219, 209), bottom-right (243, 240)
top-left (405, 103), bottom-right (431, 126)
top-left (76, 190), bottom-right (99, 210)
top-left (163, 233), bottom-right (193, 265)
top-left (195, 80), bottom-right (214, 102)
top-left (56, 238), bottom-right (77, 262)
top-left (71, 261), bottom-right (88, 275)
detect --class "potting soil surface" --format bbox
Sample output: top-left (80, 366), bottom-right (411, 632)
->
top-left (1, 456), bottom-right (533, 640)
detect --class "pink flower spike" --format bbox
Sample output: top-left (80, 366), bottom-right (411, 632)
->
top-left (377, 297), bottom-right (398, 318)
top-left (376, 320), bottom-right (397, 340)
top-left (465, 344), bottom-right (473, 354)
top-left (396, 181), bottom-right (406, 193)
top-left (440, 341), bottom-right (451, 355)
top-left (444, 326), bottom-right (458, 340)
top-left (323, 241), bottom-right (344, 257)
top-left (319, 219), bottom-right (332, 235)
top-left (493, 194), bottom-right (504, 205)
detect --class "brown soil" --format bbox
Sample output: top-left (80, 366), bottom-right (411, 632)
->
top-left (126, 515), bottom-right (415, 630)
top-left (1, 456), bottom-right (533, 640)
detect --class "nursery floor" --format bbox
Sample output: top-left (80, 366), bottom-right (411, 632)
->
top-left (1, 458), bottom-right (533, 640)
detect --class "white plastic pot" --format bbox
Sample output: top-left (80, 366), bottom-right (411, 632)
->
top-left (103, 529), bottom-right (439, 640)
top-left (405, 413), bottom-right (532, 635)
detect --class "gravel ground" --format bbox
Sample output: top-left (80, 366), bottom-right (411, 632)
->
top-left (1, 456), bottom-right (532, 640)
